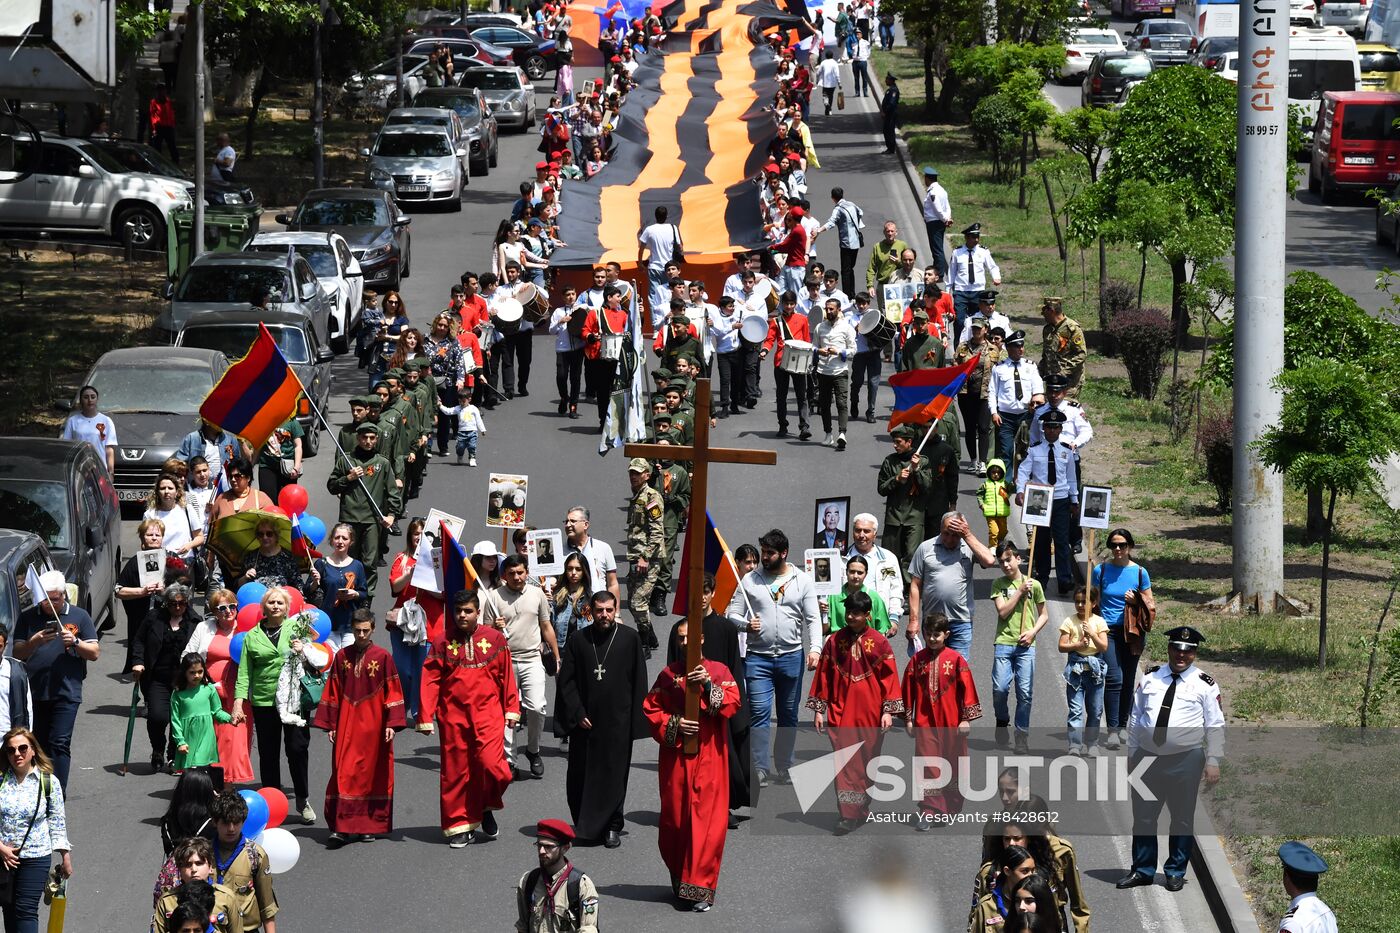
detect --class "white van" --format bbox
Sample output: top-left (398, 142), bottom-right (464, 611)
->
top-left (1290, 26), bottom-right (1362, 130)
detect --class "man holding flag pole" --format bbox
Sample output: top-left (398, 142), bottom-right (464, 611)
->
top-left (327, 424), bottom-right (400, 600)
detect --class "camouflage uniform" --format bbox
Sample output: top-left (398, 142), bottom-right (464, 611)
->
top-left (650, 459), bottom-right (690, 610)
top-left (1039, 298), bottom-right (1088, 398)
top-left (626, 458), bottom-right (666, 652)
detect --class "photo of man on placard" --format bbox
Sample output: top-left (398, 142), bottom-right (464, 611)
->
top-left (814, 496), bottom-right (850, 550)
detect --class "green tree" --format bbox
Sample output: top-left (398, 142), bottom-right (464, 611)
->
top-left (1255, 360), bottom-right (1400, 669)
top-left (879, 0), bottom-right (987, 119)
top-left (1052, 106), bottom-right (1118, 306)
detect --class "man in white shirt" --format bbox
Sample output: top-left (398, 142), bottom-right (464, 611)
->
top-left (60, 385), bottom-right (117, 475)
top-left (579, 266), bottom-right (608, 311)
top-left (211, 132), bottom-right (237, 183)
top-left (712, 296), bottom-right (744, 415)
top-left (846, 513), bottom-right (905, 625)
top-left (734, 267), bottom-right (772, 409)
top-left (812, 298), bottom-right (858, 449)
top-left (921, 165), bottom-right (951, 279)
top-left (958, 290), bottom-right (1011, 344)
top-left (986, 331), bottom-right (1045, 464)
top-left (638, 206), bottom-right (683, 324)
top-left (564, 506), bottom-right (620, 602)
top-left (815, 50), bottom-right (842, 114)
top-left (817, 268), bottom-right (850, 312)
top-left (947, 223), bottom-right (1002, 337)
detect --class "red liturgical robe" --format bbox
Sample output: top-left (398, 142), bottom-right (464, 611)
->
top-left (901, 645), bottom-right (982, 815)
top-left (806, 626), bottom-right (904, 819)
top-left (642, 660), bottom-right (740, 906)
top-left (420, 624), bottom-right (520, 835)
top-left (312, 643), bottom-right (407, 834)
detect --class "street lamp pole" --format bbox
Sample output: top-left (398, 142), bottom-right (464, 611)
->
top-left (192, 0), bottom-right (206, 257)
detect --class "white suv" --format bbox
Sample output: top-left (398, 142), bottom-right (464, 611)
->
top-left (0, 134), bottom-right (192, 249)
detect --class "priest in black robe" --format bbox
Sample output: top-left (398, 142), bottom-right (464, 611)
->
top-left (555, 590), bottom-right (649, 847)
top-left (666, 573), bottom-right (753, 813)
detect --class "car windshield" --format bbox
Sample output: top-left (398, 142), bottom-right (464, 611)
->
top-left (460, 71), bottom-right (521, 91)
top-left (387, 113), bottom-right (451, 128)
top-left (0, 481), bottom-right (69, 551)
top-left (371, 56), bottom-right (425, 76)
top-left (87, 365), bottom-right (213, 413)
top-left (1149, 21), bottom-right (1192, 35)
top-left (251, 243), bottom-right (338, 277)
top-left (374, 133), bottom-right (453, 157)
top-left (181, 325), bottom-right (311, 364)
top-left (1104, 56), bottom-right (1152, 77)
top-left (177, 266), bottom-right (289, 303)
top-left (296, 197), bottom-right (391, 226)
top-left (1289, 60), bottom-right (1357, 99)
top-left (99, 142), bottom-right (188, 179)
top-left (416, 93), bottom-right (481, 120)
top-left (1361, 51), bottom-right (1400, 72)
top-left (1074, 32), bottom-right (1120, 45)
top-left (1204, 38), bottom-right (1238, 52)
top-left (78, 143), bottom-right (132, 174)
top-left (1340, 102), bottom-right (1400, 139)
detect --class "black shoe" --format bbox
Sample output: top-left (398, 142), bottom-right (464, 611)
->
top-left (604, 829), bottom-right (622, 848)
top-left (518, 389), bottom-right (529, 397)
top-left (642, 644), bottom-right (653, 660)
top-left (358, 833), bottom-right (377, 843)
top-left (512, 766), bottom-right (531, 782)
top-left (481, 811), bottom-right (499, 839)
top-left (326, 832), bottom-right (349, 849)
top-left (569, 406), bottom-right (579, 419)
top-left (150, 755), bottom-right (165, 774)
top-left (914, 818), bottom-right (933, 832)
top-left (995, 723), bottom-right (1010, 749)
top-left (1164, 876), bottom-right (1185, 892)
top-left (558, 400), bottom-right (568, 414)
top-left (798, 429), bottom-right (813, 441)
top-left (770, 770), bottom-right (792, 785)
top-left (1058, 583), bottom-right (1074, 596)
top-left (776, 427), bottom-right (790, 438)
top-left (727, 811), bottom-right (740, 829)
top-left (527, 751), bottom-right (544, 778)
top-left (833, 818), bottom-right (860, 836)
top-left (1116, 873), bottom-right (1154, 889)
top-left (388, 524), bottom-right (403, 536)
top-left (866, 411), bottom-right (875, 423)
top-left (1072, 541), bottom-right (1083, 555)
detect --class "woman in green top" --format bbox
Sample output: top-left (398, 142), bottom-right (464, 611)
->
top-left (232, 586), bottom-right (316, 824)
top-left (989, 543), bottom-right (1047, 753)
top-left (823, 555), bottom-right (891, 635)
top-left (169, 652), bottom-right (231, 772)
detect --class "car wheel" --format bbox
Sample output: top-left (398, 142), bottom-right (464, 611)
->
top-left (525, 55), bottom-right (547, 81)
top-left (1308, 165), bottom-right (1320, 195)
top-left (1319, 172), bottom-right (1335, 205)
top-left (527, 108), bottom-right (536, 129)
top-left (304, 420), bottom-right (321, 456)
top-left (450, 182), bottom-right (464, 211)
top-left (118, 205), bottom-right (164, 250)
top-left (470, 156), bottom-right (488, 176)
top-left (402, 245), bottom-right (411, 279)
top-left (1392, 218), bottom-right (1400, 256)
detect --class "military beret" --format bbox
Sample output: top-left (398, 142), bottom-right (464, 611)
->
top-left (385, 368), bottom-right (404, 381)
top-left (536, 819), bottom-right (576, 844)
top-left (1278, 841), bottom-right (1328, 875)
top-left (404, 358), bottom-right (427, 371)
top-left (892, 424), bottom-right (920, 440)
top-left (349, 396), bottom-right (370, 407)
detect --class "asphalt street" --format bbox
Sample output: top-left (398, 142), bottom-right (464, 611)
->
top-left (72, 62), bottom-right (1219, 932)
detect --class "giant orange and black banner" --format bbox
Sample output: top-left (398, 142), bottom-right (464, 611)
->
top-left (552, 0), bottom-right (812, 282)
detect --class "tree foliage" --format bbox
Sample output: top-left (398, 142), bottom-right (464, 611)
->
top-left (115, 0), bottom-right (169, 64)
top-left (994, 0), bottom-right (1084, 43)
top-left (1051, 106), bottom-right (1118, 184)
top-left (951, 41), bottom-right (1066, 113)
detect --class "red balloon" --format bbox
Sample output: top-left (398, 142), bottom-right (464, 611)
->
top-left (286, 589), bottom-right (305, 616)
top-left (258, 787), bottom-right (290, 830)
top-left (236, 604), bottom-right (261, 634)
top-left (277, 485), bottom-right (309, 517)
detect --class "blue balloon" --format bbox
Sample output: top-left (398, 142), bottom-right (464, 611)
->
top-left (228, 632), bottom-right (247, 666)
top-left (308, 608), bottom-right (332, 642)
top-left (237, 582), bottom-right (267, 609)
top-left (239, 789), bottom-right (270, 838)
top-left (300, 515), bottom-right (327, 547)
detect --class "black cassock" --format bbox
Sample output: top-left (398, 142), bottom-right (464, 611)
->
top-left (667, 610), bottom-right (753, 808)
top-left (555, 622), bottom-right (649, 841)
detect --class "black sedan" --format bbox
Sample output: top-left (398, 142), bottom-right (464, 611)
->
top-left (1082, 51), bottom-right (1154, 108)
top-left (277, 188), bottom-right (411, 293)
top-left (75, 346), bottom-right (229, 505)
top-left (470, 25), bottom-right (558, 80)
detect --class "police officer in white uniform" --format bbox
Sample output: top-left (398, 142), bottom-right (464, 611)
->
top-left (1276, 841), bottom-right (1337, 933)
top-left (1029, 374), bottom-right (1093, 553)
top-left (946, 223), bottom-right (1001, 338)
top-left (1015, 409), bottom-right (1080, 594)
top-left (987, 330), bottom-right (1044, 464)
top-left (1117, 625), bottom-right (1225, 893)
top-left (957, 290), bottom-right (1010, 345)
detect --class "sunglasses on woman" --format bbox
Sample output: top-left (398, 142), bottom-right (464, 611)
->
top-left (213, 604), bottom-right (237, 614)
top-left (6, 744), bottom-right (30, 756)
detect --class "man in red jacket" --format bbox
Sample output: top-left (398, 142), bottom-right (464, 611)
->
top-left (150, 84), bottom-right (179, 162)
top-left (760, 291), bottom-right (812, 439)
top-left (580, 285), bottom-right (631, 432)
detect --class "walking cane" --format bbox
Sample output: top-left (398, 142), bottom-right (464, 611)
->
top-left (119, 681), bottom-right (140, 776)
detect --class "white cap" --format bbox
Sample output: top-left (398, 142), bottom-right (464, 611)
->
top-left (38, 570), bottom-right (66, 593)
top-left (471, 540), bottom-right (500, 558)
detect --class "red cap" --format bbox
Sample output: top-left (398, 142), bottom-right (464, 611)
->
top-left (610, 55), bottom-right (622, 62)
top-left (535, 161), bottom-right (548, 170)
top-left (543, 184), bottom-right (554, 194)
top-left (550, 150), bottom-right (564, 158)
top-left (790, 206), bottom-right (805, 218)
top-left (764, 162), bottom-right (780, 174)
top-left (548, 162), bottom-right (560, 170)
top-left (536, 819), bottom-right (575, 843)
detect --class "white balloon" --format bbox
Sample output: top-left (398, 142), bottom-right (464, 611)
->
top-left (260, 827), bottom-right (301, 874)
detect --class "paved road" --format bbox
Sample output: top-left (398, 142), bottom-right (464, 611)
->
top-left (70, 62), bottom-right (1218, 932)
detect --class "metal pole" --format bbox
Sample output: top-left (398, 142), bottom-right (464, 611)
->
top-left (192, 0), bottom-right (206, 258)
top-left (313, 0), bottom-right (325, 189)
top-left (1232, 0), bottom-right (1287, 605)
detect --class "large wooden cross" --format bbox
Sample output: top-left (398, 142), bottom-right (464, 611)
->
top-left (625, 377), bottom-right (777, 753)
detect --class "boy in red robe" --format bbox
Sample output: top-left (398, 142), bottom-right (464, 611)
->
top-left (313, 609), bottom-right (407, 846)
top-left (642, 618), bottom-right (741, 913)
top-left (420, 589), bottom-right (520, 847)
top-left (807, 589), bottom-right (903, 835)
top-left (901, 612), bottom-right (981, 824)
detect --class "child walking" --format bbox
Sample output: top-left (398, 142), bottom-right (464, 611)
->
top-left (901, 613), bottom-right (981, 822)
top-left (989, 542), bottom-right (1047, 754)
top-left (977, 458), bottom-right (1011, 550)
top-left (170, 653), bottom-right (232, 774)
top-left (1058, 585), bottom-right (1108, 756)
top-left (455, 399), bottom-right (487, 467)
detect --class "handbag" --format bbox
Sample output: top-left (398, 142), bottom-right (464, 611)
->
top-left (836, 88), bottom-right (845, 110)
top-left (1122, 565), bottom-right (1156, 656)
top-left (0, 773), bottom-right (49, 906)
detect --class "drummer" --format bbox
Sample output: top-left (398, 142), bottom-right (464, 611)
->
top-left (581, 284), bottom-right (630, 432)
top-left (500, 261), bottom-right (541, 400)
top-left (550, 285), bottom-right (586, 419)
top-left (478, 271), bottom-right (509, 406)
top-left (850, 290), bottom-right (886, 425)
top-left (712, 295), bottom-right (744, 417)
top-left (760, 290), bottom-right (814, 440)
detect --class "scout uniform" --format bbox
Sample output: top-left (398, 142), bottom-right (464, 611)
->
top-left (876, 424), bottom-right (933, 580)
top-left (919, 429), bottom-right (961, 542)
top-left (213, 836), bottom-right (280, 932)
top-left (337, 397), bottom-right (372, 453)
top-left (1276, 841), bottom-right (1336, 933)
top-left (650, 456), bottom-right (690, 608)
top-left (625, 457), bottom-right (667, 653)
top-left (899, 308), bottom-right (944, 372)
top-left (153, 881), bottom-right (244, 933)
top-left (1039, 298), bottom-right (1087, 398)
top-left (402, 360), bottom-right (435, 497)
top-left (515, 819), bottom-right (600, 932)
top-left (650, 411), bottom-right (676, 445)
top-left (327, 424), bottom-right (402, 598)
top-left (659, 330), bottom-right (703, 374)
top-left (664, 383), bottom-right (694, 446)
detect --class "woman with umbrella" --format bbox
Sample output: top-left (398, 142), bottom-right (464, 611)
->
top-left (206, 457), bottom-right (275, 585)
top-left (182, 588), bottom-right (253, 784)
top-left (233, 516), bottom-right (308, 596)
top-left (130, 583), bottom-right (201, 773)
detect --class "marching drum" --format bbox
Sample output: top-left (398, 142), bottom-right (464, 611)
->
top-left (858, 307), bottom-right (896, 344)
top-left (494, 297), bottom-right (524, 334)
top-left (514, 282), bottom-right (550, 324)
top-left (599, 332), bottom-right (626, 360)
top-left (740, 315), bottom-right (769, 343)
top-left (779, 338), bottom-right (815, 374)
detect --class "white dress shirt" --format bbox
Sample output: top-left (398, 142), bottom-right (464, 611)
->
top-left (1028, 400), bottom-right (1093, 448)
top-left (1127, 662), bottom-right (1225, 762)
top-left (987, 356), bottom-right (1044, 414)
top-left (1278, 893), bottom-right (1337, 933)
top-left (1016, 440), bottom-right (1081, 501)
top-left (958, 310), bottom-right (1011, 344)
top-left (923, 181), bottom-right (950, 223)
top-left (947, 244), bottom-right (1001, 294)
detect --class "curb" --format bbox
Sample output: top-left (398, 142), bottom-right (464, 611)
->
top-left (1192, 834), bottom-right (1260, 933)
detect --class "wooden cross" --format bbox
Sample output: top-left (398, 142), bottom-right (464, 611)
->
top-left (625, 377), bottom-right (777, 753)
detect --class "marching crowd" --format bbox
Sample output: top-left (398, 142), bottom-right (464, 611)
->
top-left (25, 5), bottom-right (1339, 933)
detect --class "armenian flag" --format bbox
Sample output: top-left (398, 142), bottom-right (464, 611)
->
top-left (887, 355), bottom-right (980, 431)
top-left (440, 522), bottom-right (480, 600)
top-left (671, 511), bottom-right (741, 616)
top-left (199, 322), bottom-right (304, 450)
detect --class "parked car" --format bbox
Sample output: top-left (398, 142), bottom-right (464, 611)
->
top-left (0, 437), bottom-right (121, 630)
top-left (0, 133), bottom-right (192, 249)
top-left (402, 35), bottom-right (511, 67)
top-left (176, 309), bottom-right (335, 454)
top-left (1125, 18), bottom-right (1198, 66)
top-left (469, 25), bottom-right (557, 80)
top-left (246, 231), bottom-right (364, 352)
top-left (343, 54), bottom-right (485, 110)
top-left (1358, 42), bottom-right (1400, 91)
top-left (1321, 0), bottom-right (1367, 33)
top-left (276, 188), bottom-right (411, 293)
top-left (1189, 35), bottom-right (1238, 70)
top-left (91, 138), bottom-right (258, 209)
top-left (73, 347), bottom-right (229, 505)
top-left (156, 250), bottom-right (333, 346)
top-left (412, 86), bottom-right (499, 175)
top-left (1082, 51), bottom-right (1155, 107)
top-left (1212, 52), bottom-right (1241, 83)
top-left (1310, 90), bottom-right (1400, 201)
top-left (384, 107), bottom-right (471, 175)
top-left (458, 67), bottom-right (537, 130)
top-left (1060, 27), bottom-right (1125, 81)
top-left (0, 530), bottom-right (56, 638)
top-left (1290, 0), bottom-right (1319, 27)
top-left (361, 124), bottom-right (466, 210)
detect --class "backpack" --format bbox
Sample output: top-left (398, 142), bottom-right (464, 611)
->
top-left (517, 864), bottom-right (594, 930)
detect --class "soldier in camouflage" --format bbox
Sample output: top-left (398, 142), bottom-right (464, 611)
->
top-left (1038, 297), bottom-right (1087, 399)
top-left (625, 457), bottom-right (666, 658)
top-left (649, 439), bottom-right (690, 618)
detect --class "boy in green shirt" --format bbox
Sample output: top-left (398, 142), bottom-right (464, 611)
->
top-left (989, 542), bottom-right (1046, 754)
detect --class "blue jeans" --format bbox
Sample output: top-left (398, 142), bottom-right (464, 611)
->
top-left (878, 22), bottom-right (895, 49)
top-left (992, 644), bottom-right (1035, 732)
top-left (2, 856), bottom-right (50, 933)
top-left (746, 650), bottom-right (805, 774)
top-left (390, 629), bottom-right (430, 723)
top-left (1103, 627), bottom-right (1139, 729)
top-left (996, 409), bottom-right (1028, 464)
top-left (455, 428), bottom-right (479, 459)
top-left (32, 698), bottom-right (79, 789)
top-left (946, 622), bottom-right (972, 664)
top-left (1064, 654), bottom-right (1106, 747)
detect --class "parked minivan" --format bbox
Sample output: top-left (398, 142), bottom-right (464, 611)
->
top-left (1309, 90), bottom-right (1400, 199)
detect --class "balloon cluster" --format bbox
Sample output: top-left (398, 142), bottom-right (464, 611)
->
top-left (238, 788), bottom-right (300, 874)
top-left (275, 485), bottom-right (327, 547)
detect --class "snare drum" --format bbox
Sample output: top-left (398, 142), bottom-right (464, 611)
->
top-left (858, 307), bottom-right (896, 345)
top-left (494, 298), bottom-right (524, 334)
top-left (779, 338), bottom-right (815, 374)
top-left (740, 315), bottom-right (769, 343)
top-left (599, 333), bottom-right (626, 361)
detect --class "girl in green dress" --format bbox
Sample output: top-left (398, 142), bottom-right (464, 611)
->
top-left (170, 653), bottom-right (232, 772)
